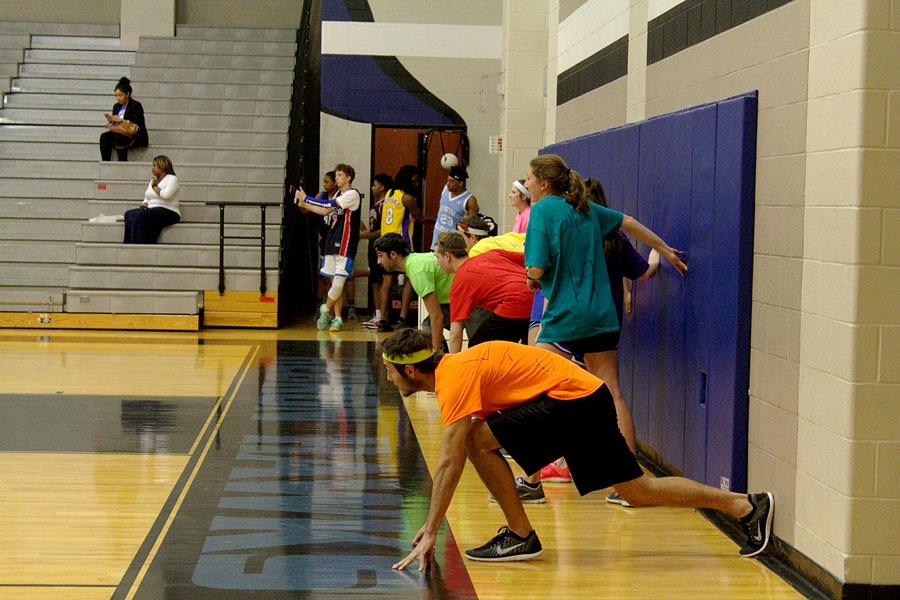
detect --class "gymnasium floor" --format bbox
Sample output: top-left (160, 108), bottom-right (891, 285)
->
top-left (0, 325), bottom-right (803, 599)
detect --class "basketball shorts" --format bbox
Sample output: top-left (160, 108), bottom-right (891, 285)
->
top-left (320, 254), bottom-right (353, 279)
top-left (486, 385), bottom-right (642, 496)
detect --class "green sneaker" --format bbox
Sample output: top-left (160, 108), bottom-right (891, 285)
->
top-left (329, 317), bottom-right (343, 332)
top-left (316, 304), bottom-right (332, 330)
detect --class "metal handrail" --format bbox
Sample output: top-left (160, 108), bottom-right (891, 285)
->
top-left (204, 201), bottom-right (281, 296)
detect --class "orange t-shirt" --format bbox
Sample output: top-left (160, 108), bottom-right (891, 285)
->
top-left (433, 341), bottom-right (604, 426)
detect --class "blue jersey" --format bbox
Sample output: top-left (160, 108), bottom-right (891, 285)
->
top-left (430, 185), bottom-right (472, 249)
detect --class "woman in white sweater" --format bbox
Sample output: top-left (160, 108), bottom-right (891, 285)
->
top-left (123, 155), bottom-right (180, 243)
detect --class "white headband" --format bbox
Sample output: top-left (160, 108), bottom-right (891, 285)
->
top-left (512, 180), bottom-right (531, 199)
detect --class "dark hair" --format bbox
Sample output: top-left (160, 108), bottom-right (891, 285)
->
top-left (153, 155), bottom-right (176, 176)
top-left (436, 232), bottom-right (468, 258)
top-left (457, 214), bottom-right (490, 238)
top-left (335, 163), bottom-right (355, 182)
top-left (382, 328), bottom-right (439, 373)
top-left (373, 173), bottom-right (393, 188)
top-left (393, 164), bottom-right (421, 196)
top-left (585, 177), bottom-right (625, 259)
top-left (373, 233), bottom-right (410, 257)
top-left (324, 171), bottom-right (336, 181)
top-left (115, 77), bottom-right (133, 95)
top-left (529, 154), bottom-right (590, 216)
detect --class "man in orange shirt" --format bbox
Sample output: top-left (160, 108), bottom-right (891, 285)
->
top-left (382, 328), bottom-right (774, 571)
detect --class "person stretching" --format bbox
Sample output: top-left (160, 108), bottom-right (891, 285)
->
top-left (381, 329), bottom-right (775, 572)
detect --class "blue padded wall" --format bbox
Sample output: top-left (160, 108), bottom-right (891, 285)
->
top-left (541, 92), bottom-right (757, 491)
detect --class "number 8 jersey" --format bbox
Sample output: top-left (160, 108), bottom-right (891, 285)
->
top-left (381, 189), bottom-right (414, 247)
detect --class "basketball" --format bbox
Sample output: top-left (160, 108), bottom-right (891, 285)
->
top-left (440, 153), bottom-right (459, 170)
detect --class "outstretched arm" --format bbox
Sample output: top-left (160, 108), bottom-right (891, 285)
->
top-left (422, 293), bottom-right (445, 352)
top-left (402, 193), bottom-right (426, 222)
top-left (620, 216), bottom-right (687, 275)
top-left (392, 417), bottom-right (470, 571)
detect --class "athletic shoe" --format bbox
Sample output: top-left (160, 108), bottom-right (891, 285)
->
top-left (329, 317), bottom-right (343, 332)
top-left (488, 477), bottom-right (545, 504)
top-left (739, 492), bottom-right (775, 558)
top-left (361, 317), bottom-right (380, 329)
top-left (464, 526), bottom-right (543, 562)
top-left (605, 491), bottom-right (632, 507)
top-left (316, 304), bottom-right (332, 330)
top-left (540, 462), bottom-right (572, 483)
top-left (376, 319), bottom-right (393, 333)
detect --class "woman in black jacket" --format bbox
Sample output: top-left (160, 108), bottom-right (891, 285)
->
top-left (99, 77), bottom-right (148, 161)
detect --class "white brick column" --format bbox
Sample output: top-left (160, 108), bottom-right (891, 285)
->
top-left (498, 0), bottom-right (550, 232)
top-left (121, 0), bottom-right (174, 47)
top-left (797, 0), bottom-right (899, 585)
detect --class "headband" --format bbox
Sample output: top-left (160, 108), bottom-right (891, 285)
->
top-left (382, 347), bottom-right (435, 365)
top-left (457, 223), bottom-right (488, 236)
top-left (512, 180), bottom-right (531, 199)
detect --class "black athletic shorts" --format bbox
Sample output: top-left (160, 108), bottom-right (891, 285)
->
top-left (486, 385), bottom-right (642, 496)
top-left (468, 313), bottom-right (530, 347)
top-left (552, 331), bottom-right (620, 355)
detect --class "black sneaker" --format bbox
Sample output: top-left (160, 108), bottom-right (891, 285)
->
top-left (739, 492), bottom-right (774, 557)
top-left (376, 319), bottom-right (393, 333)
top-left (464, 526), bottom-right (543, 562)
top-left (488, 477), bottom-right (545, 504)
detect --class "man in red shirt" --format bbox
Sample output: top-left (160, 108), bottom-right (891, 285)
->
top-left (381, 328), bottom-right (775, 571)
top-left (435, 231), bottom-right (532, 353)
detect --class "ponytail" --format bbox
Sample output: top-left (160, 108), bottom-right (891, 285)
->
top-left (529, 154), bottom-right (590, 216)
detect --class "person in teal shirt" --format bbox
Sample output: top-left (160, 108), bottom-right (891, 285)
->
top-left (374, 233), bottom-right (453, 352)
top-left (524, 153), bottom-right (687, 473)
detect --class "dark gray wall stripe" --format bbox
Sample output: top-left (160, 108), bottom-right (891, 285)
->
top-left (556, 35), bottom-right (628, 106)
top-left (559, 0), bottom-right (589, 23)
top-left (647, 0), bottom-right (796, 65)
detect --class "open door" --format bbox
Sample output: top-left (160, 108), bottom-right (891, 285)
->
top-left (372, 127), bottom-right (467, 252)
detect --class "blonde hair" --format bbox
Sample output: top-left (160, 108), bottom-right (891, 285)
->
top-left (529, 154), bottom-right (589, 215)
top-left (153, 155), bottom-right (175, 176)
top-left (436, 232), bottom-right (468, 258)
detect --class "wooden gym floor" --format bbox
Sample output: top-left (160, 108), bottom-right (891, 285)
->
top-left (0, 324), bottom-right (803, 599)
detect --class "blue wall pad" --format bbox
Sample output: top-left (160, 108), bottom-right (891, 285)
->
top-left (541, 92), bottom-right (757, 492)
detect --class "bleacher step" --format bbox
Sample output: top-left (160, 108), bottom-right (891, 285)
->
top-left (24, 48), bottom-right (135, 65)
top-left (12, 77), bottom-right (120, 94)
top-left (82, 222), bottom-right (281, 246)
top-left (0, 240), bottom-right (76, 263)
top-left (66, 289), bottom-right (200, 315)
top-left (31, 35), bottom-right (134, 51)
top-left (0, 287), bottom-right (65, 312)
top-left (75, 242), bottom-right (279, 269)
top-left (19, 62), bottom-right (131, 79)
top-left (1, 262), bottom-right (70, 286)
top-left (87, 199), bottom-right (282, 224)
top-left (69, 265), bottom-right (279, 293)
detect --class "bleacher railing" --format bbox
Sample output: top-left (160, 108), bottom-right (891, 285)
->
top-left (205, 201), bottom-right (281, 297)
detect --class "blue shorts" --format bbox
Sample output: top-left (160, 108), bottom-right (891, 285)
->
top-left (320, 255), bottom-right (354, 279)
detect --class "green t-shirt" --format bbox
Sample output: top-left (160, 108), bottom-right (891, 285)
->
top-left (524, 195), bottom-right (624, 343)
top-left (405, 252), bottom-right (453, 304)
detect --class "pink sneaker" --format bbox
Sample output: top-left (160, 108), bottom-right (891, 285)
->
top-left (539, 462), bottom-right (572, 483)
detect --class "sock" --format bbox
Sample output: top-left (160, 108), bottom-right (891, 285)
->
top-left (739, 494), bottom-right (756, 523)
top-left (375, 310), bottom-right (382, 319)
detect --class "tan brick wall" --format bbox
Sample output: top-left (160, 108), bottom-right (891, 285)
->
top-left (543, 0), bottom-right (899, 586)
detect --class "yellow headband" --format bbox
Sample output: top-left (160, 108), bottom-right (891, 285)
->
top-left (382, 348), bottom-right (435, 365)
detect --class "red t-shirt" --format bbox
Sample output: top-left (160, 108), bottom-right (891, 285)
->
top-left (449, 250), bottom-right (533, 322)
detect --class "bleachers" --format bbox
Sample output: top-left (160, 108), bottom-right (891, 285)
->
top-left (0, 23), bottom-right (295, 324)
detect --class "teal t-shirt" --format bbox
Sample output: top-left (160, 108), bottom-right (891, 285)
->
top-left (524, 195), bottom-right (624, 343)
top-left (405, 252), bottom-right (453, 304)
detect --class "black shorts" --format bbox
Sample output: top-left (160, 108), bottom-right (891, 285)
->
top-left (486, 385), bottom-right (642, 496)
top-left (367, 246), bottom-right (386, 284)
top-left (468, 313), bottom-right (530, 347)
top-left (552, 331), bottom-right (620, 355)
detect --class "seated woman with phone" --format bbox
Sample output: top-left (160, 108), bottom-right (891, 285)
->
top-left (100, 77), bottom-right (148, 161)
